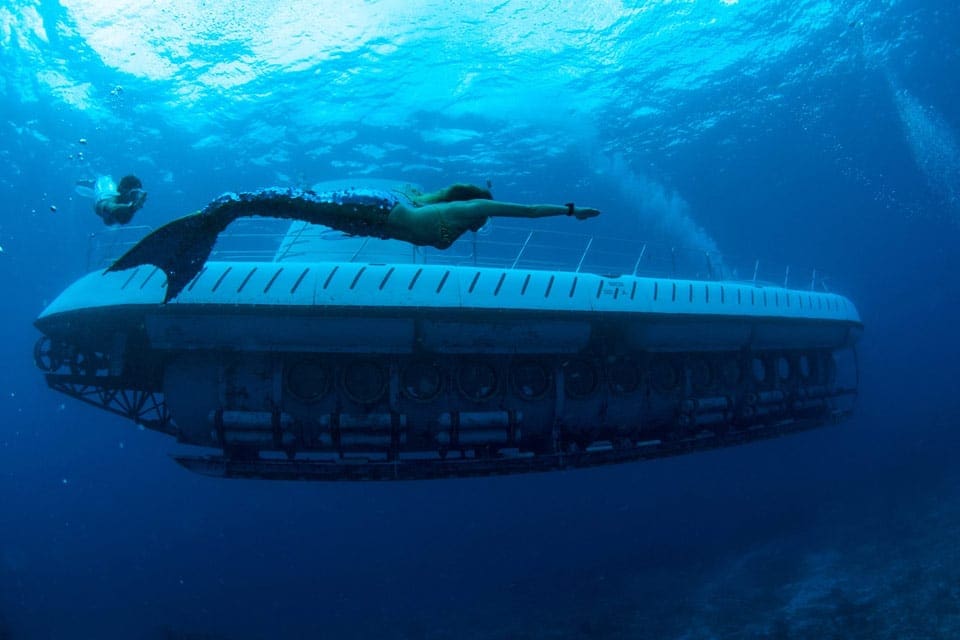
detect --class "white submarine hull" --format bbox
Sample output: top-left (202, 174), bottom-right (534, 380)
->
top-left (34, 259), bottom-right (862, 480)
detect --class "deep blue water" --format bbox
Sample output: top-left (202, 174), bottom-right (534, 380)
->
top-left (2, 1), bottom-right (959, 638)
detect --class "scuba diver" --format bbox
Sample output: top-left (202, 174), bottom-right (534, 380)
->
top-left (76, 175), bottom-right (148, 226)
top-left (107, 182), bottom-right (601, 302)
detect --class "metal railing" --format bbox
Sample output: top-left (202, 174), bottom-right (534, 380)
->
top-left (86, 219), bottom-right (837, 292)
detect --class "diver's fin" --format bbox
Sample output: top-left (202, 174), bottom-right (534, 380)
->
top-left (74, 185), bottom-right (95, 199)
top-left (75, 179), bottom-right (96, 199)
top-left (108, 211), bottom-right (228, 303)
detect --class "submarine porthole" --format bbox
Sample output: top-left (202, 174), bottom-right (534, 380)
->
top-left (286, 360), bottom-right (331, 402)
top-left (817, 352), bottom-right (830, 384)
top-left (775, 355), bottom-right (791, 381)
top-left (562, 358), bottom-right (598, 398)
top-left (401, 361), bottom-right (443, 401)
top-left (649, 357), bottom-right (680, 393)
top-left (69, 350), bottom-right (106, 377)
top-left (751, 357), bottom-right (766, 384)
top-left (341, 360), bottom-right (387, 404)
top-left (607, 357), bottom-right (640, 394)
top-left (719, 357), bottom-right (741, 386)
top-left (807, 351), bottom-right (826, 383)
top-left (510, 360), bottom-right (551, 401)
top-left (34, 336), bottom-right (64, 373)
top-left (798, 353), bottom-right (812, 379)
top-left (689, 358), bottom-right (713, 392)
top-left (822, 353), bottom-right (838, 386)
top-left (457, 361), bottom-right (499, 402)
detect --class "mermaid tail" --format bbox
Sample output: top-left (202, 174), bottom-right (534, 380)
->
top-left (107, 187), bottom-right (394, 302)
top-left (108, 209), bottom-right (233, 302)
top-left (74, 179), bottom-right (96, 199)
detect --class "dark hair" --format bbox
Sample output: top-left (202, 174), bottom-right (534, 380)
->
top-left (117, 175), bottom-right (143, 192)
top-left (444, 184), bottom-right (492, 202)
top-left (116, 175), bottom-right (144, 205)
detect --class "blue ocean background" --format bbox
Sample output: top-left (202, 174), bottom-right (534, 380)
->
top-left (2, 1), bottom-right (959, 638)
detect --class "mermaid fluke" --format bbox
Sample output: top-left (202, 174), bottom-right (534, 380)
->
top-left (108, 210), bottom-right (233, 303)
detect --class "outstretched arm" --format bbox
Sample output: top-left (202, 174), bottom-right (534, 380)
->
top-left (387, 198), bottom-right (601, 249)
top-left (447, 199), bottom-right (600, 221)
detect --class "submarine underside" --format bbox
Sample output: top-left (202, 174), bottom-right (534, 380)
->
top-left (34, 258), bottom-right (861, 481)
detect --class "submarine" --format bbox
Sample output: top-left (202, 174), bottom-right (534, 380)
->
top-left (33, 203), bottom-right (862, 481)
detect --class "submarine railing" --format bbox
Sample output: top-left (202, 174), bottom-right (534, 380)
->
top-left (85, 219), bottom-right (839, 293)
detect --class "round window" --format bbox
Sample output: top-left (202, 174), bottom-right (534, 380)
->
top-left (457, 361), bottom-right (498, 402)
top-left (342, 360), bottom-right (387, 404)
top-left (562, 359), bottom-right (598, 399)
top-left (689, 359), bottom-right (713, 392)
top-left (797, 354), bottom-right (811, 379)
top-left (775, 355), bottom-right (791, 381)
top-left (510, 361), bottom-right (551, 400)
top-left (401, 361), bottom-right (443, 401)
top-left (719, 358), bottom-right (741, 386)
top-left (607, 358), bottom-right (640, 394)
top-left (649, 357), bottom-right (680, 394)
top-left (286, 359), bottom-right (331, 402)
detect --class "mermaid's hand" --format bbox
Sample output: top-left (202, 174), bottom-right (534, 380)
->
top-left (574, 206), bottom-right (600, 220)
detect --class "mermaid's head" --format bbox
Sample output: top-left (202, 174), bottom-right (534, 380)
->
top-left (443, 183), bottom-right (493, 202)
top-left (117, 175), bottom-right (144, 204)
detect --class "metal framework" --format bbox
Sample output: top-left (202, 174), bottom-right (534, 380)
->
top-left (45, 374), bottom-right (174, 436)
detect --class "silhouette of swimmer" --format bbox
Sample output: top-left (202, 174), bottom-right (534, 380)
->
top-left (77, 175), bottom-right (148, 226)
top-left (108, 183), bottom-right (600, 302)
